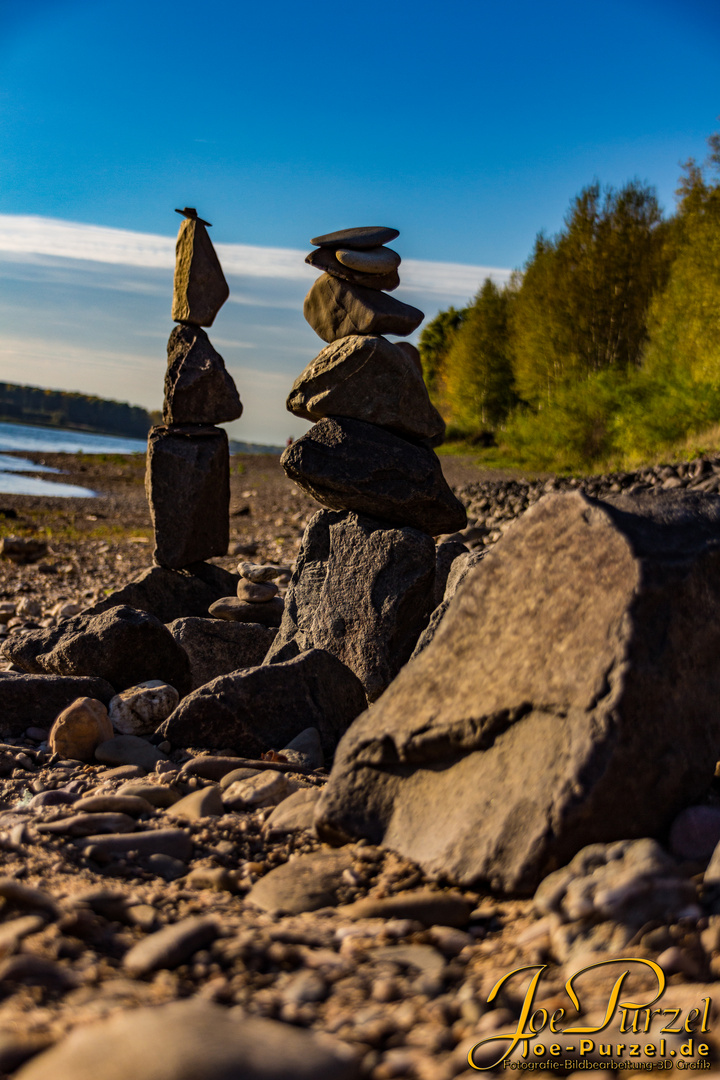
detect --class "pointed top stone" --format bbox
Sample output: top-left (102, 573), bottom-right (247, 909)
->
top-left (172, 217), bottom-right (229, 327)
top-left (175, 207), bottom-right (212, 227)
top-left (310, 225), bottom-right (400, 250)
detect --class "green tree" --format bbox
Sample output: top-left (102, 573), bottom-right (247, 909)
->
top-left (512, 180), bottom-right (670, 405)
top-left (442, 278), bottom-right (516, 431)
top-left (417, 305), bottom-right (464, 404)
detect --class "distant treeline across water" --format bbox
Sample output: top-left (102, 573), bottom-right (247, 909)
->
top-left (0, 382), bottom-right (157, 438)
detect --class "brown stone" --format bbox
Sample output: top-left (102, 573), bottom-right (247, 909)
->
top-left (163, 325), bottom-right (242, 425)
top-left (303, 274), bottom-right (423, 343)
top-left (287, 334), bottom-right (444, 446)
top-left (171, 217), bottom-right (229, 327)
top-left (236, 580), bottom-right (278, 603)
top-left (146, 425), bottom-right (229, 569)
top-left (48, 697), bottom-right (113, 763)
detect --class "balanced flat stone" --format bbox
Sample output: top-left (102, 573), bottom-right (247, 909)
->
top-left (14, 1000), bottom-right (361, 1080)
top-left (310, 225), bottom-right (399, 249)
top-left (0, 674), bottom-right (115, 738)
top-left (305, 247), bottom-right (400, 292)
top-left (146, 425), bottom-right (229, 569)
top-left (171, 217), bottom-right (229, 327)
top-left (280, 417), bottom-right (467, 535)
top-left (166, 618), bottom-right (276, 691)
top-left (2, 605), bottom-right (191, 696)
top-left (208, 596), bottom-right (284, 627)
top-left (158, 648), bottom-right (366, 759)
top-left (316, 491), bottom-right (720, 893)
top-left (304, 274), bottom-right (423, 343)
top-left (336, 246), bottom-right (401, 274)
top-left (90, 563), bottom-right (241, 624)
top-left (265, 510), bottom-right (435, 701)
top-left (163, 324), bottom-right (242, 425)
top-left (287, 334), bottom-right (445, 446)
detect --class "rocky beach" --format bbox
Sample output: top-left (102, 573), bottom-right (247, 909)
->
top-left (0, 448), bottom-right (719, 1078)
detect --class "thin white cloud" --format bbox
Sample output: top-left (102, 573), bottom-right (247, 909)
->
top-left (0, 214), bottom-right (511, 300)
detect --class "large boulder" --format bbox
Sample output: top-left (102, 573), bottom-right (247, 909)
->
top-left (89, 563), bottom-right (241, 623)
top-left (146, 425), bottom-right (229, 569)
top-left (0, 674), bottom-right (115, 738)
top-left (287, 335), bottom-right (445, 447)
top-left (281, 416), bottom-right (467, 536)
top-left (2, 605), bottom-right (190, 696)
top-left (266, 510), bottom-right (435, 701)
top-left (316, 491), bottom-right (720, 893)
top-left (163, 325), bottom-right (242, 425)
top-left (158, 648), bottom-right (366, 758)
top-left (167, 617), bottom-right (276, 690)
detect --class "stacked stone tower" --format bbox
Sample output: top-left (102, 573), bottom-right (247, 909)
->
top-left (145, 208), bottom-right (242, 568)
top-left (266, 226), bottom-right (467, 701)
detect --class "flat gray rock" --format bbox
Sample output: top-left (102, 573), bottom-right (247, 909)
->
top-left (146, 425), bottom-right (229, 569)
top-left (316, 491), bottom-right (720, 892)
top-left (336, 246), bottom-right (400, 273)
top-left (0, 674), bottom-right (115, 738)
top-left (15, 1000), bottom-right (360, 1080)
top-left (167, 617), bottom-right (275, 690)
top-left (123, 916), bottom-right (219, 976)
top-left (2, 605), bottom-right (190, 696)
top-left (281, 417), bottom-right (467, 536)
top-left (163, 325), bottom-right (242, 425)
top-left (247, 849), bottom-right (354, 914)
top-left (263, 787), bottom-right (320, 836)
top-left (310, 225), bottom-right (399, 249)
top-left (305, 247), bottom-right (400, 291)
top-left (158, 648), bottom-right (366, 759)
top-left (95, 735), bottom-right (168, 770)
top-left (89, 563), bottom-right (241, 624)
top-left (265, 510), bottom-right (435, 701)
top-left (171, 217), bottom-right (229, 327)
top-left (304, 274), bottom-right (423, 343)
top-left (287, 334), bottom-right (445, 446)
top-left (208, 596), bottom-right (284, 627)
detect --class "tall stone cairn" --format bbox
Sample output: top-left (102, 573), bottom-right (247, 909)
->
top-left (146, 208), bottom-right (242, 569)
top-left (267, 227), bottom-right (468, 700)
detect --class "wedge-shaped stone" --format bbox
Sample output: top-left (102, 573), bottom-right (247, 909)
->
top-left (316, 491), bottom-right (720, 893)
top-left (287, 334), bottom-right (445, 446)
top-left (146, 425), bottom-right (229, 569)
top-left (158, 648), bottom-right (366, 759)
top-left (265, 510), bottom-right (435, 701)
top-left (304, 274), bottom-right (423, 343)
top-left (280, 417), bottom-right (466, 535)
top-left (305, 247), bottom-right (399, 292)
top-left (163, 325), bottom-right (242, 425)
top-left (171, 217), bottom-right (229, 327)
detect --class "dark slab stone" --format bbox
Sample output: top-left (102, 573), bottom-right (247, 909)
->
top-left (163, 325), bottom-right (242, 425)
top-left (2, 605), bottom-right (190, 696)
top-left (281, 416), bottom-right (467, 536)
top-left (316, 491), bottom-right (720, 893)
top-left (158, 648), bottom-right (366, 759)
top-left (146, 425), bottom-right (229, 569)
top-left (0, 674), bottom-right (115, 738)
top-left (310, 225), bottom-right (399, 249)
top-left (287, 334), bottom-right (445, 446)
top-left (303, 274), bottom-right (423, 343)
top-left (265, 510), bottom-right (435, 701)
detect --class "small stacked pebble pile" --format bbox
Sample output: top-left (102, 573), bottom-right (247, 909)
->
top-left (282, 225), bottom-right (467, 537)
top-left (145, 208), bottom-right (242, 569)
top-left (209, 560), bottom-right (290, 628)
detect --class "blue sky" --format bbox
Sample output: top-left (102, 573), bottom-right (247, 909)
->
top-left (0, 0), bottom-right (718, 443)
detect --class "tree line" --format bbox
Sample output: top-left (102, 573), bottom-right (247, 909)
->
top-left (420, 131), bottom-right (720, 471)
top-left (0, 383), bottom-right (158, 438)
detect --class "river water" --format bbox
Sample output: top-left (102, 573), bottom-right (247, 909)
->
top-left (0, 422), bottom-right (146, 497)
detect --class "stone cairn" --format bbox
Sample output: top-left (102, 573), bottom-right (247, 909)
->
top-left (145, 208), bottom-right (242, 569)
top-left (264, 226), bottom-right (468, 701)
